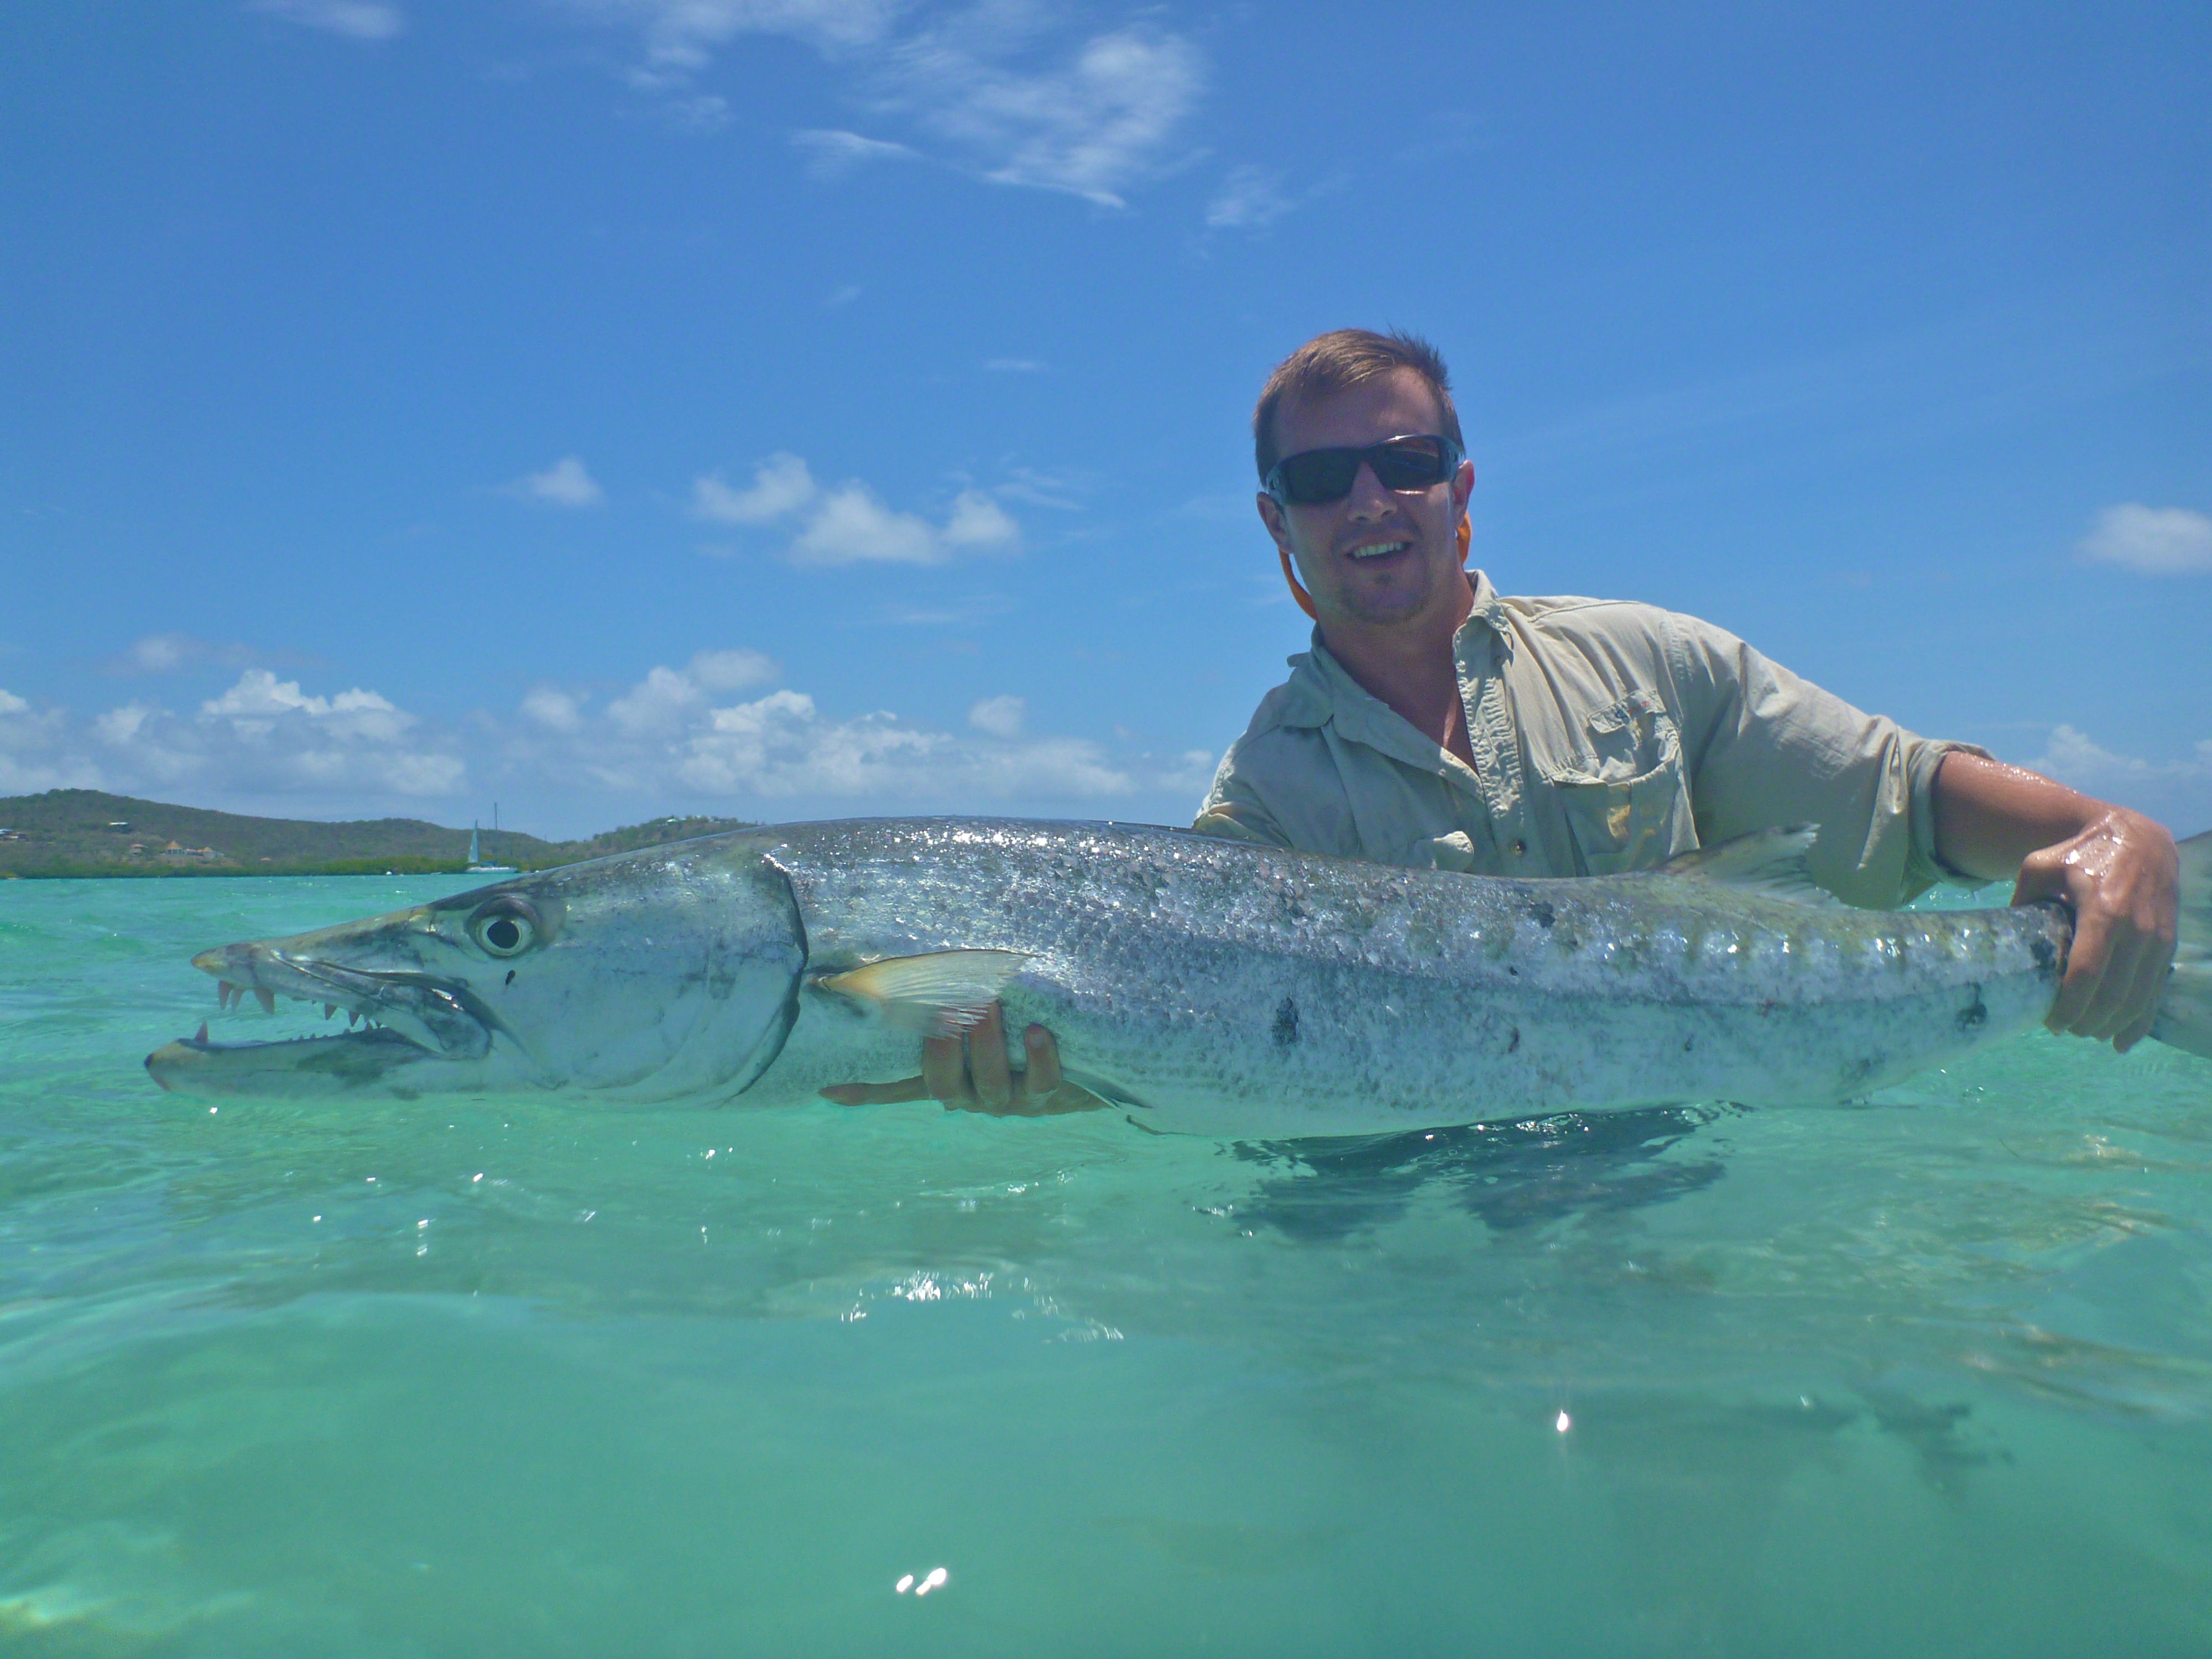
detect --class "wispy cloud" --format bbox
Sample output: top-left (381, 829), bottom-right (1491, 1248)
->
top-left (967, 693), bottom-right (1024, 737)
top-left (505, 455), bottom-right (607, 508)
top-left (984, 357), bottom-right (1047, 373)
top-left (2079, 504), bottom-right (2212, 576)
top-left (98, 634), bottom-right (313, 676)
top-left (562, 2), bottom-right (1204, 206)
top-left (248, 0), bottom-right (405, 41)
top-left (561, 0), bottom-right (902, 82)
top-left (692, 453), bottom-right (1020, 565)
top-left (1204, 164), bottom-right (1292, 231)
top-left (2027, 724), bottom-right (2212, 833)
top-left (792, 128), bottom-right (917, 179)
top-left (886, 22), bottom-right (1204, 205)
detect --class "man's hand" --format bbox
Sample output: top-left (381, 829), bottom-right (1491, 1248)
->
top-left (818, 1002), bottom-right (1107, 1117)
top-left (2013, 807), bottom-right (2179, 1052)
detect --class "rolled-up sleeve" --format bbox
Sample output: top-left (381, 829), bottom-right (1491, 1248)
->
top-left (1192, 748), bottom-right (1296, 848)
top-left (1668, 614), bottom-right (1987, 907)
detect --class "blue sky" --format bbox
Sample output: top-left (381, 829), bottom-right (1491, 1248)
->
top-left (3, 0), bottom-right (2208, 838)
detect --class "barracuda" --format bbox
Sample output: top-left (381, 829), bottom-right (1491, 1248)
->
top-left (144, 818), bottom-right (2212, 1135)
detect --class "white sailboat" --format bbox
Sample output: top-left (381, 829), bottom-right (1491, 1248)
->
top-left (466, 810), bottom-right (515, 874)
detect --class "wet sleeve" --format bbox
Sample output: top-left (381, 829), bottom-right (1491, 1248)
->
top-left (1667, 613), bottom-right (1989, 907)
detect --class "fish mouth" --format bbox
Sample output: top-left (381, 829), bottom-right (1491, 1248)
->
top-left (174, 939), bottom-right (499, 1064)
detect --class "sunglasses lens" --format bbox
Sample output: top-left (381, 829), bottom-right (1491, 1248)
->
top-left (1271, 438), bottom-right (1455, 504)
top-left (1276, 450), bottom-right (1361, 504)
top-left (1369, 439), bottom-right (1449, 490)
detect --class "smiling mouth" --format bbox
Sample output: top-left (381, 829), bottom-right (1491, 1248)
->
top-left (1346, 540), bottom-right (1411, 561)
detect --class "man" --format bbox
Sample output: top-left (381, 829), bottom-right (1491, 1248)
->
top-left (826, 330), bottom-right (2180, 1115)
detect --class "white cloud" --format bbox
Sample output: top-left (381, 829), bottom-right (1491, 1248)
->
top-left (695, 455), bottom-right (1019, 565)
top-left (611, 0), bottom-right (900, 69)
top-left (790, 483), bottom-right (941, 565)
top-left (249, 0), bottom-right (405, 40)
top-left (0, 671), bottom-right (463, 802)
top-left (2027, 724), bottom-right (2212, 833)
top-left (112, 634), bottom-right (201, 674)
top-left (693, 453), bottom-right (818, 523)
top-left (893, 25), bottom-right (1204, 206)
top-left (0, 690), bottom-right (102, 795)
top-left (792, 128), bottom-right (917, 179)
top-left (984, 358), bottom-right (1046, 373)
top-left (517, 661), bottom-right (1138, 804)
top-left (520, 685), bottom-right (585, 733)
top-left (99, 634), bottom-right (303, 675)
top-left (2079, 504), bottom-right (2212, 575)
top-left (562, 3), bottom-right (1203, 206)
top-left (968, 694), bottom-right (1024, 738)
top-left (601, 649), bottom-right (782, 737)
top-left (5, 650), bottom-right (1217, 820)
top-left (508, 455), bottom-right (607, 508)
top-left (1205, 164), bottom-right (1292, 230)
top-left (940, 489), bottom-right (1019, 552)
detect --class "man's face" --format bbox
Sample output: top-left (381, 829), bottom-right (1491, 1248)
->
top-left (1256, 367), bottom-right (1475, 632)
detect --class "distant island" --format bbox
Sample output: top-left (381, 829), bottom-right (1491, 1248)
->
top-left (0, 790), bottom-right (755, 879)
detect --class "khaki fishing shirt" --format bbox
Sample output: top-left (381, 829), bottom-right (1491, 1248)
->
top-left (1192, 571), bottom-right (1983, 909)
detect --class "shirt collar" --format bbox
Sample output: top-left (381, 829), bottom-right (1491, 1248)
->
top-left (1274, 571), bottom-right (1505, 774)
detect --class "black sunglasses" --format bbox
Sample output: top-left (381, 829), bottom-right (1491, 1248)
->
top-left (1263, 434), bottom-right (1464, 506)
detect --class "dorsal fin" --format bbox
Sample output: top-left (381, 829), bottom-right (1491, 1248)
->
top-left (813, 949), bottom-right (1031, 1035)
top-left (1652, 826), bottom-right (1837, 905)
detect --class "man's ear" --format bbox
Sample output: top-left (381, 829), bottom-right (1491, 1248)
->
top-left (1256, 491), bottom-right (1292, 549)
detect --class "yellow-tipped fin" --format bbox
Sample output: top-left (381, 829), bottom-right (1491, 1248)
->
top-left (815, 949), bottom-right (1032, 1036)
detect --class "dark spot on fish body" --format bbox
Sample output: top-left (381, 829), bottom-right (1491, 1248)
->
top-left (504, 970), bottom-right (516, 988)
top-left (1506, 1027), bottom-right (1520, 1054)
top-left (1272, 997), bottom-right (1300, 1048)
top-left (1528, 901), bottom-right (1556, 931)
top-left (1682, 1035), bottom-right (1694, 1052)
top-left (1957, 987), bottom-right (1987, 1033)
top-left (2031, 933), bottom-right (2057, 973)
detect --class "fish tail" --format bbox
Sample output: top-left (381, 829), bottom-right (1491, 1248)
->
top-left (2152, 826), bottom-right (2212, 1061)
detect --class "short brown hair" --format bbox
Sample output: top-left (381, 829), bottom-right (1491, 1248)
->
top-left (1253, 328), bottom-right (1462, 481)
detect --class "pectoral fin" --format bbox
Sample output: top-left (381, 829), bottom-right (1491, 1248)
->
top-left (815, 949), bottom-right (1032, 1036)
top-left (1653, 826), bottom-right (1838, 906)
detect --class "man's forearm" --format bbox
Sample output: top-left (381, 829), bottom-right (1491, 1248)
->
top-left (1931, 750), bottom-right (2106, 882)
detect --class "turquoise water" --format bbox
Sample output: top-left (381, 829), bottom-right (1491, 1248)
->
top-left (3, 876), bottom-right (2210, 1657)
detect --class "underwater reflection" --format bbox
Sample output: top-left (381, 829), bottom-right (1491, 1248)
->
top-left (1230, 1105), bottom-right (1735, 1241)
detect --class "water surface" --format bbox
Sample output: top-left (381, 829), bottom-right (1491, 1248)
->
top-left (3, 875), bottom-right (2209, 1655)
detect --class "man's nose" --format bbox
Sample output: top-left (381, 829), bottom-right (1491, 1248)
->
top-left (1344, 462), bottom-right (1394, 516)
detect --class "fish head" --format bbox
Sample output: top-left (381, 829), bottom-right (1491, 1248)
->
top-left (146, 834), bottom-right (808, 1101)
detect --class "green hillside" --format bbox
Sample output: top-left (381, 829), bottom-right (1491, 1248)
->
top-left (0, 791), bottom-right (753, 878)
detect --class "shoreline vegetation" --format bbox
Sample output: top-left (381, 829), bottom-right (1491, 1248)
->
top-left (0, 790), bottom-right (754, 880)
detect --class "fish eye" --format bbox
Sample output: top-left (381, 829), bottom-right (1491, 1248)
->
top-left (468, 896), bottom-right (540, 958)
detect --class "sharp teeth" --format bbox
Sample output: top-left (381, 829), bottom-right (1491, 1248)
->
top-left (255, 988), bottom-right (276, 1015)
top-left (325, 1004), bottom-right (337, 1020)
top-left (219, 981), bottom-right (237, 1009)
top-left (195, 1022), bottom-right (210, 1044)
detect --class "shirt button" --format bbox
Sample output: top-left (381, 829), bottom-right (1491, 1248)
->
top-left (1510, 839), bottom-right (1527, 856)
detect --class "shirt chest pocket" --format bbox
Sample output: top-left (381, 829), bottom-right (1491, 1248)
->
top-left (1541, 691), bottom-right (1693, 875)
